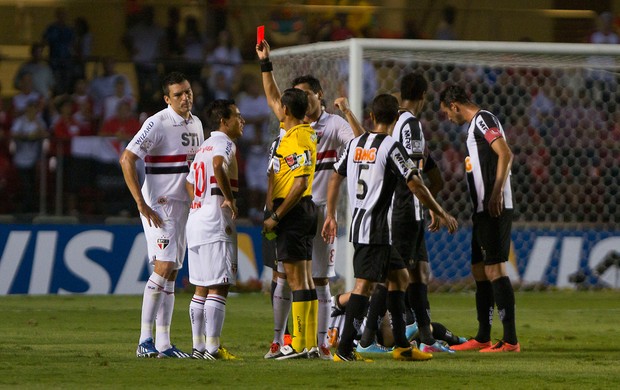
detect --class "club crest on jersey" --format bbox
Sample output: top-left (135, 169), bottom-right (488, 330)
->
top-left (156, 238), bottom-right (170, 250)
top-left (353, 147), bottom-right (377, 163)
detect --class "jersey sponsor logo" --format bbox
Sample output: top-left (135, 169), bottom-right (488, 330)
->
top-left (156, 238), bottom-right (169, 250)
top-left (475, 116), bottom-right (489, 132)
top-left (402, 126), bottom-right (412, 150)
top-left (393, 149), bottom-right (416, 172)
top-left (353, 147), bottom-right (377, 163)
top-left (200, 145), bottom-right (214, 152)
top-left (225, 141), bottom-right (232, 156)
top-left (181, 132), bottom-right (200, 147)
top-left (136, 121), bottom-right (155, 143)
top-left (412, 140), bottom-right (422, 152)
top-left (272, 157), bottom-right (281, 173)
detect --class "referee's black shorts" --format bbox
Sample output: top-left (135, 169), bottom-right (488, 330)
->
top-left (471, 209), bottom-right (514, 265)
top-left (273, 196), bottom-right (317, 262)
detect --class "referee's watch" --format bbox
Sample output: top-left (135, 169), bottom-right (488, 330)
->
top-left (270, 211), bottom-right (280, 223)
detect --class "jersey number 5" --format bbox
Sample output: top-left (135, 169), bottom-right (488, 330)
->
top-left (356, 164), bottom-right (369, 200)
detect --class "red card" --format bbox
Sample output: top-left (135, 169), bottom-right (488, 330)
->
top-left (257, 25), bottom-right (264, 45)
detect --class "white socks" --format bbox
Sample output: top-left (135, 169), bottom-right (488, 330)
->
top-left (155, 280), bottom-right (175, 352)
top-left (139, 273), bottom-right (167, 344)
top-left (189, 295), bottom-right (206, 351)
top-left (205, 294), bottom-right (227, 354)
top-left (272, 277), bottom-right (292, 345)
top-left (316, 284), bottom-right (332, 347)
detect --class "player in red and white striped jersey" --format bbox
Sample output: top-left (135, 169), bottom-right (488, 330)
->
top-left (121, 72), bottom-right (204, 358)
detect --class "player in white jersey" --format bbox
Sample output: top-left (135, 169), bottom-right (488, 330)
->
top-left (439, 85), bottom-right (520, 353)
top-left (186, 99), bottom-right (243, 360)
top-left (322, 94), bottom-right (458, 362)
top-left (120, 72), bottom-right (204, 359)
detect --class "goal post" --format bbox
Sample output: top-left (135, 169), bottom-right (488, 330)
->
top-left (270, 39), bottom-right (620, 292)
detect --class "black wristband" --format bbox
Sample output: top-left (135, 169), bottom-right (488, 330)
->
top-left (260, 59), bottom-right (273, 72)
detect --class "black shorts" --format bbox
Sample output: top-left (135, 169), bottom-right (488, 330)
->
top-left (392, 218), bottom-right (428, 269)
top-left (274, 196), bottom-right (317, 262)
top-left (353, 244), bottom-right (405, 282)
top-left (471, 210), bottom-right (513, 265)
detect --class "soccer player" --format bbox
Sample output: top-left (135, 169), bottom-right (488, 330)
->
top-left (323, 94), bottom-right (458, 362)
top-left (120, 72), bottom-right (203, 358)
top-left (185, 99), bottom-right (244, 360)
top-left (439, 85), bottom-right (520, 352)
top-left (256, 39), bottom-right (318, 359)
top-left (389, 73), bottom-right (454, 353)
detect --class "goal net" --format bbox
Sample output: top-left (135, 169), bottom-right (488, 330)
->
top-left (270, 39), bottom-right (620, 291)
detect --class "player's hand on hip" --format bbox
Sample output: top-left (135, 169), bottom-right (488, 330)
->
top-left (222, 199), bottom-right (238, 220)
top-left (139, 204), bottom-right (162, 228)
top-left (256, 39), bottom-right (270, 60)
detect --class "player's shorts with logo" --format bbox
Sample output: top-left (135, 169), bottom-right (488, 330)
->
top-left (273, 196), bottom-right (317, 264)
top-left (188, 239), bottom-right (238, 287)
top-left (471, 209), bottom-right (513, 265)
top-left (312, 203), bottom-right (336, 278)
top-left (353, 244), bottom-right (404, 282)
top-left (141, 198), bottom-right (189, 269)
top-left (392, 218), bottom-right (428, 268)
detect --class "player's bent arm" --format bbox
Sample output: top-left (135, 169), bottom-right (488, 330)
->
top-left (185, 181), bottom-right (194, 202)
top-left (213, 155), bottom-right (238, 219)
top-left (119, 149), bottom-right (162, 227)
top-left (407, 175), bottom-right (457, 233)
top-left (334, 97), bottom-right (366, 137)
top-left (489, 137), bottom-right (514, 217)
top-left (425, 166), bottom-right (444, 198)
top-left (273, 175), bottom-right (308, 221)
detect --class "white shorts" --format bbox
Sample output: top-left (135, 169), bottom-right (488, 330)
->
top-left (188, 240), bottom-right (238, 287)
top-left (311, 203), bottom-right (336, 278)
top-left (141, 199), bottom-right (189, 270)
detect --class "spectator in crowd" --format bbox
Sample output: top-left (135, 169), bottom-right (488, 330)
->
top-left (13, 43), bottom-right (55, 101)
top-left (269, 5), bottom-right (305, 47)
top-left (89, 58), bottom-right (133, 124)
top-left (123, 6), bottom-right (165, 113)
top-left (71, 78), bottom-right (93, 113)
top-left (206, 30), bottom-right (242, 93)
top-left (12, 73), bottom-right (44, 118)
top-left (235, 74), bottom-right (271, 224)
top-left (73, 17), bottom-right (92, 84)
top-left (435, 6), bottom-right (458, 40)
top-left (103, 76), bottom-right (136, 122)
top-left (585, 11), bottom-right (619, 99)
top-left (181, 15), bottom-right (209, 83)
top-left (43, 7), bottom-right (76, 95)
top-left (99, 99), bottom-right (141, 143)
top-left (9, 100), bottom-right (48, 213)
top-left (162, 7), bottom-right (183, 75)
top-left (211, 71), bottom-right (233, 100)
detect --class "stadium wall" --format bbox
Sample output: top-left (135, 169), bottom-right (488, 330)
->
top-left (0, 224), bottom-right (618, 295)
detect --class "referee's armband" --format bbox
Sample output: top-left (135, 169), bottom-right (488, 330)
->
top-left (260, 58), bottom-right (273, 73)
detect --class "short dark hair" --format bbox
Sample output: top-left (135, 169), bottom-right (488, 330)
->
top-left (439, 85), bottom-right (470, 106)
top-left (162, 71), bottom-right (188, 96)
top-left (205, 99), bottom-right (236, 129)
top-left (371, 94), bottom-right (399, 125)
top-left (291, 75), bottom-right (322, 93)
top-left (400, 73), bottom-right (427, 101)
top-left (281, 88), bottom-right (308, 120)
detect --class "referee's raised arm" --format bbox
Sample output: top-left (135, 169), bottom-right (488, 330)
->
top-left (256, 39), bottom-right (284, 117)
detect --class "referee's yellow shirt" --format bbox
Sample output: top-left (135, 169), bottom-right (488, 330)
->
top-left (272, 123), bottom-right (317, 200)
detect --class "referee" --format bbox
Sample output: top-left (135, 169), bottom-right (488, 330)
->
top-left (256, 39), bottom-right (319, 360)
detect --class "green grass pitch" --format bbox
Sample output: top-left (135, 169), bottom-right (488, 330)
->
top-left (1, 290), bottom-right (619, 389)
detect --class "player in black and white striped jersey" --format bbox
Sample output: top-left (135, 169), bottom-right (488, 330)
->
top-left (439, 85), bottom-right (520, 353)
top-left (322, 94), bottom-right (458, 362)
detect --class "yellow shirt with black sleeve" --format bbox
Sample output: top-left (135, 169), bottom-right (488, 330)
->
top-left (271, 123), bottom-right (317, 200)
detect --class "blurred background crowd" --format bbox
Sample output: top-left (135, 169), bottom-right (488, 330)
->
top-left (0, 0), bottom-right (618, 225)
